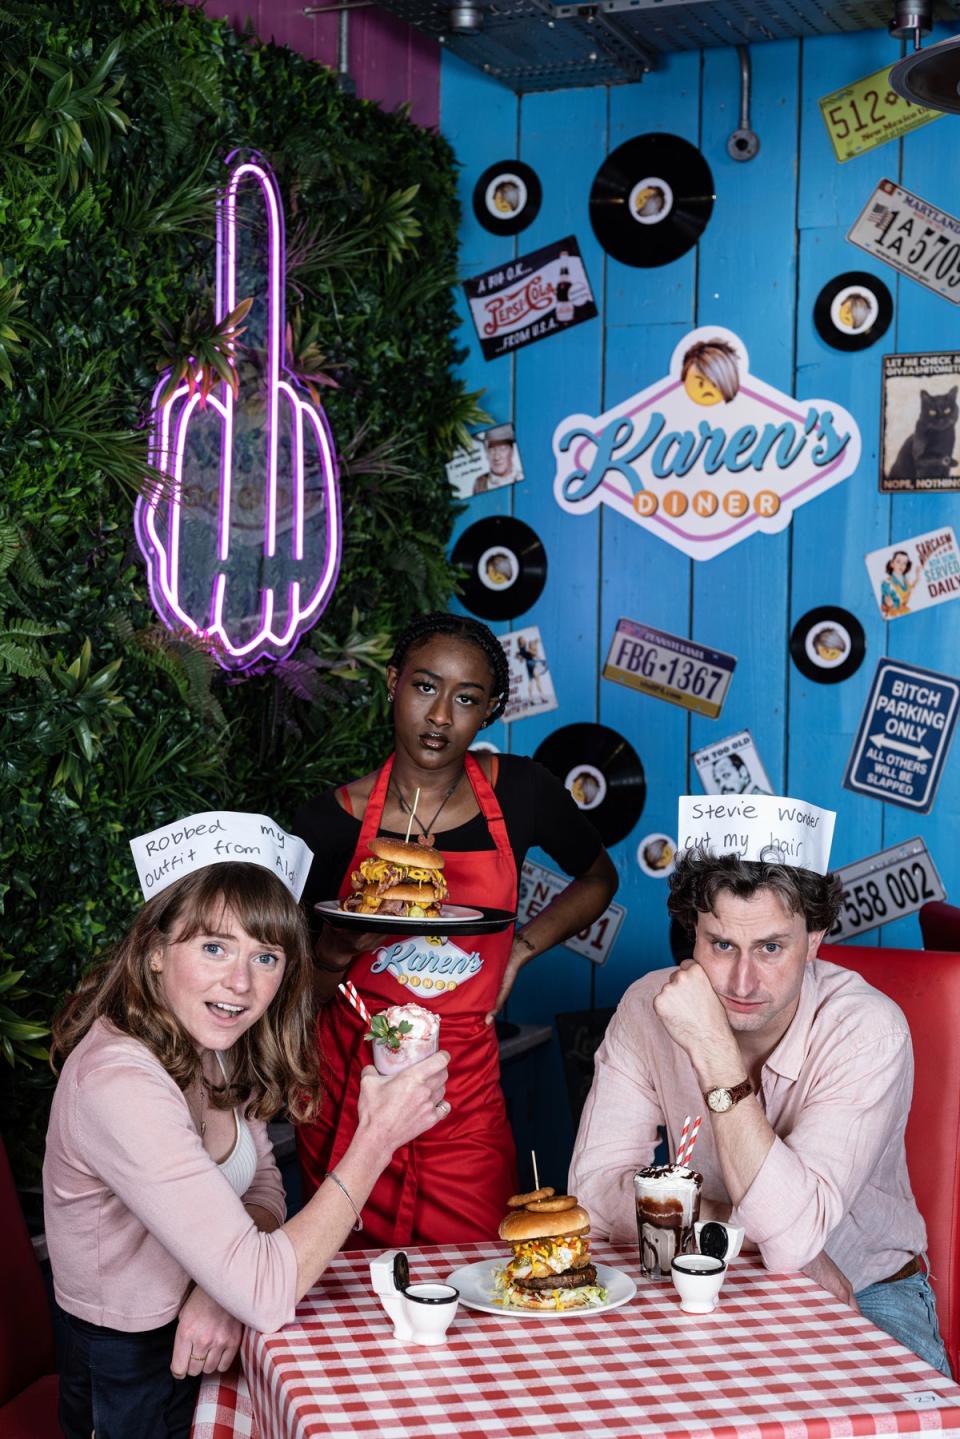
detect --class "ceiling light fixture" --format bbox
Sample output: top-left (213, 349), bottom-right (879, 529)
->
top-left (447, 0), bottom-right (484, 33)
top-left (888, 0), bottom-right (960, 114)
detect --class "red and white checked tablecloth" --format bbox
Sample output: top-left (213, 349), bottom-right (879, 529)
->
top-left (191, 1241), bottom-right (960, 1439)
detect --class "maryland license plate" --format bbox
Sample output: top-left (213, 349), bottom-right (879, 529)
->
top-left (847, 179), bottom-right (960, 304)
top-left (827, 837), bottom-right (945, 942)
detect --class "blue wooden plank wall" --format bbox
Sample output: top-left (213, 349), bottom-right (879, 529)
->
top-left (439, 31), bottom-right (960, 1117)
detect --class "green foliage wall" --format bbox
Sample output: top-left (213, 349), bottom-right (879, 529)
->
top-left (0, 0), bottom-right (473, 1175)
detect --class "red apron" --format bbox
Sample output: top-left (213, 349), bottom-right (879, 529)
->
top-left (296, 752), bottom-right (519, 1245)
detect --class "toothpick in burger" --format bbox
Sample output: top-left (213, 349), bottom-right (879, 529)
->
top-left (495, 1189), bottom-right (606, 1310)
top-left (340, 838), bottom-right (448, 918)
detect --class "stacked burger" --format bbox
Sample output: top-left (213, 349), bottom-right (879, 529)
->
top-left (496, 1187), bottom-right (606, 1310)
top-left (340, 838), bottom-right (448, 918)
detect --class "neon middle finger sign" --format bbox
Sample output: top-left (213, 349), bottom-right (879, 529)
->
top-left (135, 153), bottom-right (341, 669)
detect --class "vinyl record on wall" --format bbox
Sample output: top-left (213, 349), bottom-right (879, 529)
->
top-left (473, 161), bottom-right (542, 236)
top-left (534, 722), bottom-right (645, 846)
top-left (814, 272), bottom-right (893, 352)
top-left (789, 606), bottom-right (866, 685)
top-left (452, 516), bottom-right (547, 621)
top-left (589, 134), bottom-right (715, 268)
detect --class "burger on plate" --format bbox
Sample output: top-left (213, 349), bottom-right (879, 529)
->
top-left (340, 838), bottom-right (448, 918)
top-left (495, 1189), bottom-right (606, 1311)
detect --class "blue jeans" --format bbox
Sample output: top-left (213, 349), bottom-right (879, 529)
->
top-left (57, 1307), bottom-right (201, 1439)
top-left (855, 1268), bottom-right (952, 1377)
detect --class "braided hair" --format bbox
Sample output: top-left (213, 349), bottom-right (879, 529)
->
top-left (388, 612), bottom-right (510, 727)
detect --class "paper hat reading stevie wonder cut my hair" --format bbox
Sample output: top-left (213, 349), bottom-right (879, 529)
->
top-left (677, 794), bottom-right (835, 875)
top-left (129, 811), bottom-right (314, 901)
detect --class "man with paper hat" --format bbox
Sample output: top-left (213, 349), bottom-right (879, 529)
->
top-left (570, 794), bottom-right (948, 1375)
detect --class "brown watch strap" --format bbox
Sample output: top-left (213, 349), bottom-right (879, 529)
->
top-left (705, 1078), bottom-right (753, 1106)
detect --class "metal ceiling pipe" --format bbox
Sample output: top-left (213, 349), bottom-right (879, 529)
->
top-left (889, 0), bottom-right (933, 48)
top-left (727, 45), bottom-right (759, 161)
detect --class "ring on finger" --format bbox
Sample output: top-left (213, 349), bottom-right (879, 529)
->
top-left (436, 1099), bottom-right (449, 1114)
top-left (190, 1350), bottom-right (210, 1362)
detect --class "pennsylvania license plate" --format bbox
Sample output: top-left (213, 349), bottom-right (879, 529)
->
top-left (827, 837), bottom-right (945, 942)
top-left (602, 618), bottom-right (736, 719)
top-left (847, 179), bottom-right (960, 304)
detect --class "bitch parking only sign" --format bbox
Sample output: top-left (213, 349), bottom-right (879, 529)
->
top-left (844, 659), bottom-right (960, 813)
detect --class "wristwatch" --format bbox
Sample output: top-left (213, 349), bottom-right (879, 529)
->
top-left (703, 1078), bottom-right (753, 1114)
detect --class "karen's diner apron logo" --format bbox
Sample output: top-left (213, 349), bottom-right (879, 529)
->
top-left (370, 937), bottom-right (482, 993)
top-left (552, 327), bottom-right (861, 561)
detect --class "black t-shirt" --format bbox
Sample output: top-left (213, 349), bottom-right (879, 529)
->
top-left (292, 753), bottom-right (603, 914)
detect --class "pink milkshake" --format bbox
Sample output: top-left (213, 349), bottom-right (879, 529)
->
top-left (368, 1003), bottom-right (440, 1075)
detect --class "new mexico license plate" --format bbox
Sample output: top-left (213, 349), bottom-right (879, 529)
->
top-left (819, 65), bottom-right (940, 163)
top-left (847, 179), bottom-right (960, 304)
top-left (827, 837), bottom-right (945, 942)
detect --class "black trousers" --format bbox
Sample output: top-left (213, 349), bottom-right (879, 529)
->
top-left (57, 1307), bottom-right (201, 1439)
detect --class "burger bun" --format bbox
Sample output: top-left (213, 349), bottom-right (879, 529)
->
top-left (498, 1204), bottom-right (590, 1242)
top-left (369, 838), bottom-right (445, 871)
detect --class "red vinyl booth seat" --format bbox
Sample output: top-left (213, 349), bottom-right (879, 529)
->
top-left (919, 901), bottom-right (960, 954)
top-left (0, 1134), bottom-right (59, 1438)
top-left (820, 943), bottom-right (960, 1381)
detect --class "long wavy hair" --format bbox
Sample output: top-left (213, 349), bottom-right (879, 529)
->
top-left (50, 863), bottom-right (322, 1123)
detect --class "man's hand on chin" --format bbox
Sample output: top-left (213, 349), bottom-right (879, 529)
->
top-left (653, 960), bottom-right (736, 1060)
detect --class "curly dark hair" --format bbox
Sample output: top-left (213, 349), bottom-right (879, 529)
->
top-left (667, 849), bottom-right (842, 937)
top-left (388, 612), bottom-right (510, 727)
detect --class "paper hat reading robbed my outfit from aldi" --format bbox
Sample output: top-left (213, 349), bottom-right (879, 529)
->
top-left (129, 812), bottom-right (314, 901)
top-left (677, 794), bottom-right (836, 875)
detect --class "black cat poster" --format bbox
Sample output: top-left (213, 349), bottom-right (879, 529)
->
top-left (880, 352), bottom-right (960, 492)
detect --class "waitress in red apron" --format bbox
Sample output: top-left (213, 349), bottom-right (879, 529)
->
top-left (292, 613), bottom-right (619, 1246)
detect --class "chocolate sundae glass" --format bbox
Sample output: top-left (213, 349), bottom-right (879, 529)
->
top-left (634, 1165), bottom-right (703, 1280)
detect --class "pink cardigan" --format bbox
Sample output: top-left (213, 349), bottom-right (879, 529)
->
top-left (43, 1019), bottom-right (299, 1333)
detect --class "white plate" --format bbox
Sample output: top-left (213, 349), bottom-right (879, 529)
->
top-left (445, 1260), bottom-right (636, 1319)
top-left (314, 901), bottom-right (486, 932)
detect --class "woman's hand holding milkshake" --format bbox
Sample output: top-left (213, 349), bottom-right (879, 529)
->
top-left (285, 1045), bottom-right (450, 1300)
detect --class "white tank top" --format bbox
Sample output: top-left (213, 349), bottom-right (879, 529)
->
top-left (213, 1052), bottom-right (259, 1198)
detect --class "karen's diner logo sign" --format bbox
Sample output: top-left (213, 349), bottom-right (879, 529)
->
top-left (552, 327), bottom-right (861, 561)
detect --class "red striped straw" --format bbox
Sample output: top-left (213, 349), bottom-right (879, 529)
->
top-left (338, 980), bottom-right (371, 1026)
top-left (676, 1114), bottom-right (690, 1165)
top-left (677, 1114), bottom-right (702, 1167)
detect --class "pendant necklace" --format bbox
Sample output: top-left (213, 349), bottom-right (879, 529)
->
top-left (390, 770), bottom-right (464, 846)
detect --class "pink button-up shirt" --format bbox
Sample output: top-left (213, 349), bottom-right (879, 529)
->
top-left (569, 958), bottom-right (926, 1292)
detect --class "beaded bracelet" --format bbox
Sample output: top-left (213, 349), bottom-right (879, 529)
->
top-left (325, 1170), bottom-right (364, 1231)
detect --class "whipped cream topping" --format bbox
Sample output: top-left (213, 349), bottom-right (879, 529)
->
top-left (382, 1002), bottom-right (439, 1042)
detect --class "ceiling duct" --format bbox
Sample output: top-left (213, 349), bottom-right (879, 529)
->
top-left (366, 0), bottom-right (960, 94)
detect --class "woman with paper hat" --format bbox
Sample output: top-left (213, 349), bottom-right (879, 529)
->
top-left (43, 811), bottom-right (450, 1439)
top-left (291, 612), bottom-right (618, 1247)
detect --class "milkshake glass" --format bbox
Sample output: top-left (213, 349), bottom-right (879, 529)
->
top-left (634, 1165), bottom-right (702, 1280)
top-left (370, 1002), bottom-right (440, 1075)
